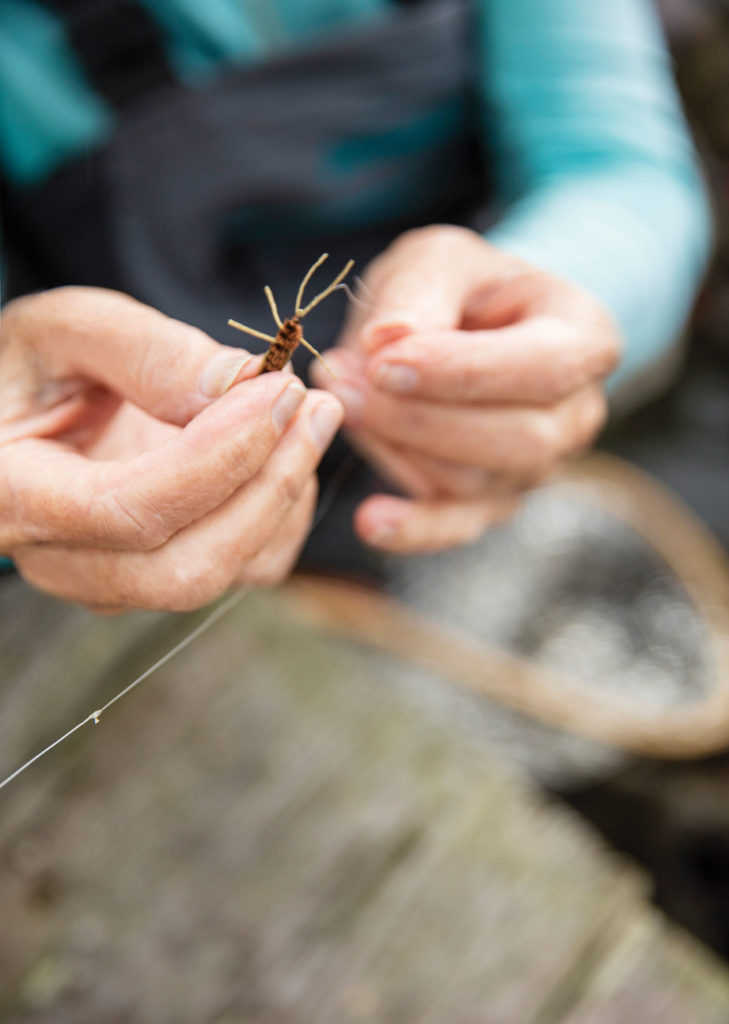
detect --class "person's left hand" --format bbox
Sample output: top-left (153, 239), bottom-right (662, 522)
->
top-left (310, 225), bottom-right (621, 553)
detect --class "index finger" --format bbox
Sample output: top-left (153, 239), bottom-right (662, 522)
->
top-left (365, 317), bottom-right (620, 406)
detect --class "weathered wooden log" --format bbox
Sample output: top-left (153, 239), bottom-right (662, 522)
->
top-left (1, 577), bottom-right (728, 1022)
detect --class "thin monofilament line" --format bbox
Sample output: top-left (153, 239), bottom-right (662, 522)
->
top-left (0, 453), bottom-right (357, 793)
top-left (0, 590), bottom-right (245, 792)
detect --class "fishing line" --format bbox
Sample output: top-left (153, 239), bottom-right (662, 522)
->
top-left (0, 451), bottom-right (358, 793)
top-left (0, 591), bottom-right (244, 792)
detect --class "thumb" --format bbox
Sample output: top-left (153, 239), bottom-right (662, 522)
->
top-left (342, 226), bottom-right (490, 353)
top-left (7, 287), bottom-right (263, 425)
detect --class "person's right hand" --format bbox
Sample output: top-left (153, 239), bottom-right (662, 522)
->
top-left (0, 287), bottom-right (343, 612)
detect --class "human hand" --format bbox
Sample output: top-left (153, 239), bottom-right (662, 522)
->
top-left (310, 226), bottom-right (620, 553)
top-left (0, 287), bottom-right (343, 610)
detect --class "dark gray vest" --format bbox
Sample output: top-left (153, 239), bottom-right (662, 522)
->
top-left (2, 0), bottom-right (492, 357)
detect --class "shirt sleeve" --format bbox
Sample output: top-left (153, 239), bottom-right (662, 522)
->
top-left (478, 0), bottom-right (713, 391)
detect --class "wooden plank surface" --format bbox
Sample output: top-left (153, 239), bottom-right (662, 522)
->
top-left (1, 576), bottom-right (728, 1023)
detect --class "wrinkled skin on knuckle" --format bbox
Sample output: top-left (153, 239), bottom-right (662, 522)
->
top-left (214, 433), bottom-right (259, 486)
top-left (103, 486), bottom-right (172, 551)
top-left (272, 460), bottom-right (308, 511)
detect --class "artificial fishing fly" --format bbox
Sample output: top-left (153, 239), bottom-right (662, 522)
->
top-left (227, 253), bottom-right (354, 376)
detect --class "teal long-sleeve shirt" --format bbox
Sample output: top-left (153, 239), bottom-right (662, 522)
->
top-left (0, 0), bottom-right (713, 390)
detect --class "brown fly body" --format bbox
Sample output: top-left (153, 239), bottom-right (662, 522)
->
top-left (227, 253), bottom-right (354, 377)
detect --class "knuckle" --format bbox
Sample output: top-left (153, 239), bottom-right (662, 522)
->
top-left (527, 412), bottom-right (562, 463)
top-left (221, 434), bottom-right (259, 481)
top-left (104, 490), bottom-right (172, 550)
top-left (273, 461), bottom-right (306, 509)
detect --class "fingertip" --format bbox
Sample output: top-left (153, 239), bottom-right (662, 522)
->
top-left (354, 494), bottom-right (407, 549)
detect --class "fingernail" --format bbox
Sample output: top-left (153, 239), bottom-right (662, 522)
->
top-left (309, 399), bottom-right (344, 453)
top-left (373, 363), bottom-right (420, 394)
top-left (272, 379), bottom-right (307, 431)
top-left (329, 382), bottom-right (364, 423)
top-left (200, 353), bottom-right (253, 397)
